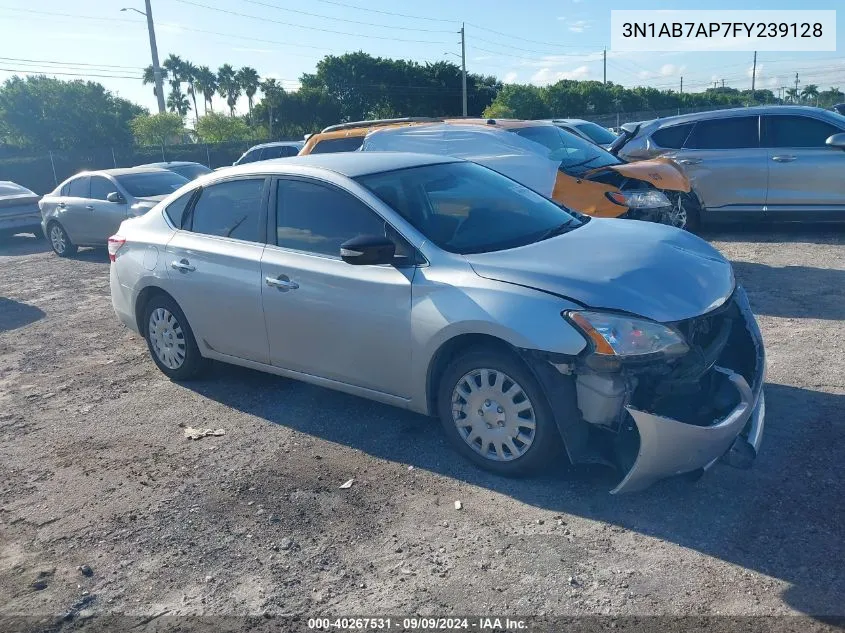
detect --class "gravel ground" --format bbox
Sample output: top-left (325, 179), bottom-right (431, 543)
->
top-left (0, 228), bottom-right (843, 630)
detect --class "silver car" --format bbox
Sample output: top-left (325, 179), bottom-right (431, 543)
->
top-left (614, 106), bottom-right (845, 227)
top-left (109, 153), bottom-right (765, 493)
top-left (233, 141), bottom-right (304, 166)
top-left (0, 181), bottom-right (42, 239)
top-left (547, 118), bottom-right (619, 149)
top-left (40, 168), bottom-right (188, 256)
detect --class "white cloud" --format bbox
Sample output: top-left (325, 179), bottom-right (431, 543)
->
top-left (474, 55), bottom-right (493, 62)
top-left (531, 65), bottom-right (590, 85)
top-left (567, 20), bottom-right (591, 33)
top-left (660, 63), bottom-right (683, 76)
top-left (518, 51), bottom-right (607, 69)
top-left (503, 71), bottom-right (519, 83)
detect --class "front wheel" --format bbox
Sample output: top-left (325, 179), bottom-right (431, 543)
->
top-left (142, 295), bottom-right (208, 381)
top-left (437, 348), bottom-right (561, 476)
top-left (666, 192), bottom-right (701, 232)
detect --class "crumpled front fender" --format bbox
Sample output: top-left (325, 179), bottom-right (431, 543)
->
top-left (611, 367), bottom-right (761, 494)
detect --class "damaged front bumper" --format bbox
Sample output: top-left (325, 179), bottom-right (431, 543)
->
top-left (611, 366), bottom-right (765, 494)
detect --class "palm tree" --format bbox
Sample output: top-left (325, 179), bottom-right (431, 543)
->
top-left (259, 78), bottom-right (284, 136)
top-left (162, 54), bottom-right (184, 92)
top-left (236, 66), bottom-right (260, 121)
top-left (181, 60), bottom-right (199, 119)
top-left (801, 84), bottom-right (819, 106)
top-left (785, 87), bottom-right (800, 103)
top-left (142, 64), bottom-right (169, 99)
top-left (217, 64), bottom-right (240, 116)
top-left (166, 87), bottom-right (191, 116)
top-left (194, 66), bottom-right (218, 114)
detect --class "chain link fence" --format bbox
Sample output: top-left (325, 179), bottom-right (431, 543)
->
top-left (0, 139), bottom-right (283, 195)
top-left (575, 104), bottom-right (759, 129)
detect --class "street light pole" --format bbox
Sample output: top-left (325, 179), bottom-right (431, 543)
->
top-left (460, 23), bottom-right (467, 117)
top-left (123, 2), bottom-right (165, 113)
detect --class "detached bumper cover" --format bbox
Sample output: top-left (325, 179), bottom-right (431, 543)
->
top-left (611, 367), bottom-right (764, 493)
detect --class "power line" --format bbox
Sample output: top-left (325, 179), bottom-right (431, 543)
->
top-left (0, 67), bottom-right (140, 80)
top-left (240, 0), bottom-right (454, 33)
top-left (466, 21), bottom-right (603, 49)
top-left (0, 56), bottom-right (145, 70)
top-left (172, 0), bottom-right (450, 44)
top-left (309, 0), bottom-right (455, 23)
top-left (0, 6), bottom-right (142, 25)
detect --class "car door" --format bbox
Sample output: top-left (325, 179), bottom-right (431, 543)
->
top-left (670, 116), bottom-right (768, 219)
top-left (59, 176), bottom-right (93, 243)
top-left (164, 177), bottom-right (271, 363)
top-left (88, 175), bottom-right (130, 243)
top-left (260, 177), bottom-right (414, 397)
top-left (761, 114), bottom-right (845, 220)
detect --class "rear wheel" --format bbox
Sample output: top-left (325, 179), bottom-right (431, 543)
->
top-left (142, 294), bottom-right (208, 381)
top-left (47, 222), bottom-right (77, 256)
top-left (437, 348), bottom-right (561, 476)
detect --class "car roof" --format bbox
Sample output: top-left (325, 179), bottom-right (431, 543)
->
top-left (138, 161), bottom-right (204, 168)
top-left (549, 118), bottom-right (591, 125)
top-left (249, 141), bottom-right (304, 150)
top-left (641, 105), bottom-right (837, 130)
top-left (74, 167), bottom-right (171, 178)
top-left (442, 118), bottom-right (548, 130)
top-left (223, 152), bottom-right (460, 178)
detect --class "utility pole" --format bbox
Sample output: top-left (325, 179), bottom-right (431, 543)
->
top-left (721, 78), bottom-right (726, 88)
top-left (794, 72), bottom-right (800, 100)
top-left (751, 51), bottom-right (757, 96)
top-left (680, 76), bottom-right (683, 94)
top-left (460, 23), bottom-right (467, 117)
top-left (122, 2), bottom-right (165, 113)
top-left (603, 48), bottom-right (606, 85)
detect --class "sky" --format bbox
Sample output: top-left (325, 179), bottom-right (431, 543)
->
top-left (0, 0), bottom-right (842, 116)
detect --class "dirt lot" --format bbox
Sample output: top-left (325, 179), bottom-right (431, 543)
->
top-left (0, 227), bottom-right (843, 630)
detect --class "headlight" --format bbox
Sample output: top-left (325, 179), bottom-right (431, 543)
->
top-left (566, 310), bottom-right (689, 359)
top-left (605, 190), bottom-right (671, 209)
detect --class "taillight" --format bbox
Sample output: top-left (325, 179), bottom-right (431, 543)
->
top-left (107, 235), bottom-right (126, 262)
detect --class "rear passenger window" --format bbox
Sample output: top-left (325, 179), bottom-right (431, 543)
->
top-left (165, 190), bottom-right (195, 228)
top-left (68, 177), bottom-right (89, 198)
top-left (684, 117), bottom-right (758, 150)
top-left (261, 146), bottom-right (285, 159)
top-left (763, 116), bottom-right (842, 148)
top-left (651, 123), bottom-right (694, 149)
top-left (189, 179), bottom-right (265, 242)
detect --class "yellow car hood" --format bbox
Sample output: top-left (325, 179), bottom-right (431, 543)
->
top-left (585, 157), bottom-right (691, 193)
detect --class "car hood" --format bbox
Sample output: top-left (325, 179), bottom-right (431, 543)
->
top-left (464, 218), bottom-right (734, 323)
top-left (585, 157), bottom-right (691, 193)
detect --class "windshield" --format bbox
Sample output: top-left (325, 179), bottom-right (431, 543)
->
top-left (510, 125), bottom-right (621, 174)
top-left (115, 171), bottom-right (189, 197)
top-left (356, 161), bottom-right (585, 255)
top-left (573, 121), bottom-right (618, 145)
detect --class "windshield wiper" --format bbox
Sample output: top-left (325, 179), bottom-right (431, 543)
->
top-left (538, 218), bottom-right (579, 241)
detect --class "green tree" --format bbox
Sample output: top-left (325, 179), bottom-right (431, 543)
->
top-left (181, 60), bottom-right (199, 118)
top-left (217, 64), bottom-right (241, 116)
top-left (253, 87), bottom-right (341, 139)
top-left (483, 84), bottom-right (550, 119)
top-left (801, 84), bottom-right (819, 105)
top-left (130, 112), bottom-right (185, 146)
top-left (785, 87), bottom-right (800, 103)
top-left (166, 87), bottom-right (191, 116)
top-left (195, 112), bottom-right (253, 142)
top-left (0, 75), bottom-right (145, 150)
top-left (194, 65), bottom-right (217, 114)
top-left (258, 78), bottom-right (284, 136)
top-left (142, 64), bottom-right (169, 100)
top-left (236, 66), bottom-right (260, 121)
top-left (162, 54), bottom-right (184, 92)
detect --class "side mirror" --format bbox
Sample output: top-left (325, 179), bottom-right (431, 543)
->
top-left (107, 192), bottom-right (125, 203)
top-left (825, 132), bottom-right (845, 149)
top-left (340, 235), bottom-right (396, 266)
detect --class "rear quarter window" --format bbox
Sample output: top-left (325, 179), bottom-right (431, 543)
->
top-left (651, 123), bottom-right (694, 149)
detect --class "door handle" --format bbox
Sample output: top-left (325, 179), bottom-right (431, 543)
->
top-left (772, 155), bottom-right (797, 162)
top-left (265, 275), bottom-right (299, 291)
top-left (170, 259), bottom-right (195, 273)
top-left (85, 205), bottom-right (94, 210)
top-left (58, 201), bottom-right (66, 208)
top-left (677, 158), bottom-right (701, 165)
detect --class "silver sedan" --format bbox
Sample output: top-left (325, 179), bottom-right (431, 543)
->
top-left (40, 167), bottom-right (188, 256)
top-left (108, 153), bottom-right (765, 493)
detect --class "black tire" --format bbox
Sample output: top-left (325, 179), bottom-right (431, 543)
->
top-left (47, 222), bottom-right (77, 257)
top-left (677, 192), bottom-right (702, 233)
top-left (436, 347), bottom-right (562, 476)
top-left (142, 293), bottom-right (208, 381)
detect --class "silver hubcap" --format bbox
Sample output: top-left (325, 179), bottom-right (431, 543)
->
top-left (148, 308), bottom-right (186, 370)
top-left (451, 368), bottom-right (536, 462)
top-left (667, 196), bottom-right (688, 229)
top-left (50, 225), bottom-right (66, 253)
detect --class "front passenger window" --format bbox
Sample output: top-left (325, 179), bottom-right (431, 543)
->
top-left (275, 180), bottom-right (391, 257)
top-left (90, 176), bottom-right (115, 201)
top-left (189, 179), bottom-right (265, 242)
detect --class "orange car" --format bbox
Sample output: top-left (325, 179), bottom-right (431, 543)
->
top-left (299, 117), bottom-right (441, 155)
top-left (443, 118), bottom-right (693, 228)
top-left (302, 117), bottom-right (694, 228)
